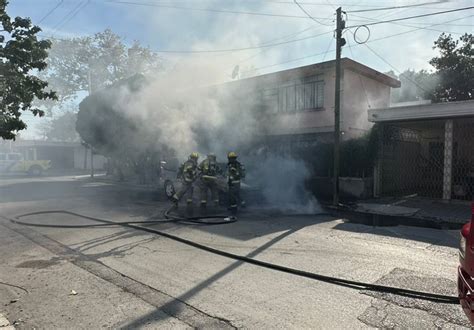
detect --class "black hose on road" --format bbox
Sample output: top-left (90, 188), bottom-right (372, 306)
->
top-left (11, 209), bottom-right (459, 305)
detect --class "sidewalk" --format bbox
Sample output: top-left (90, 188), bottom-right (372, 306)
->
top-left (354, 197), bottom-right (471, 226)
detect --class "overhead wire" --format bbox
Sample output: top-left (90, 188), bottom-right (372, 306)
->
top-left (50, 0), bottom-right (89, 35)
top-left (105, 0), bottom-right (334, 20)
top-left (349, 12), bottom-right (465, 34)
top-left (348, 29), bottom-right (431, 94)
top-left (346, 6), bottom-right (474, 28)
top-left (346, 1), bottom-right (455, 13)
top-left (344, 30), bottom-right (371, 109)
top-left (37, 0), bottom-right (64, 24)
top-left (293, 0), bottom-right (334, 26)
top-left (241, 13), bottom-right (473, 74)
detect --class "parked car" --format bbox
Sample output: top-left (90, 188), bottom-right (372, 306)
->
top-left (458, 202), bottom-right (474, 325)
top-left (0, 152), bottom-right (51, 176)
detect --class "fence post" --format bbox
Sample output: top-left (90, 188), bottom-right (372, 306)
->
top-left (442, 119), bottom-right (453, 200)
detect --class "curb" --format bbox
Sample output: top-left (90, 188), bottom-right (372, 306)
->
top-left (323, 205), bottom-right (466, 230)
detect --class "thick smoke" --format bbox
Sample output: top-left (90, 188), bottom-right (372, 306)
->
top-left (100, 57), bottom-right (320, 212)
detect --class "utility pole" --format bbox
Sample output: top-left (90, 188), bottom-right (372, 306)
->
top-left (87, 68), bottom-right (94, 178)
top-left (333, 7), bottom-right (346, 206)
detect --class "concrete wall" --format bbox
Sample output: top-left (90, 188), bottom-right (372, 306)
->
top-left (341, 69), bottom-right (391, 139)
top-left (261, 67), bottom-right (392, 139)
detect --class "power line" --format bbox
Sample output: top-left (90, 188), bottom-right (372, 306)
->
top-left (134, 30), bottom-right (334, 53)
top-left (348, 13), bottom-right (463, 35)
top-left (293, 0), bottom-right (334, 26)
top-left (51, 1), bottom-right (86, 31)
top-left (104, 0), bottom-right (334, 20)
top-left (54, 0), bottom-right (90, 32)
top-left (234, 25), bottom-right (331, 65)
top-left (37, 0), bottom-right (64, 24)
top-left (346, 1), bottom-right (452, 13)
top-left (243, 13), bottom-right (473, 74)
top-left (354, 32), bottom-right (431, 94)
top-left (346, 6), bottom-right (474, 28)
top-left (344, 30), bottom-right (371, 109)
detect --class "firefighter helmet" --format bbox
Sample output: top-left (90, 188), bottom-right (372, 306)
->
top-left (190, 152), bottom-right (199, 160)
top-left (227, 152), bottom-right (237, 159)
top-left (208, 153), bottom-right (216, 160)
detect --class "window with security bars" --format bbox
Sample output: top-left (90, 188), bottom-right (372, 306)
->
top-left (278, 75), bottom-right (324, 113)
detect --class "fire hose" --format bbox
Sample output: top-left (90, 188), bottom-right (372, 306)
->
top-left (10, 209), bottom-right (459, 305)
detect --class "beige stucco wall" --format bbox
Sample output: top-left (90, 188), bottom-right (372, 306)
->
top-left (266, 67), bottom-right (392, 139)
top-left (341, 69), bottom-right (391, 139)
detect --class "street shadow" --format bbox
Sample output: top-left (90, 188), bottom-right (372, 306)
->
top-left (332, 220), bottom-right (459, 248)
top-left (121, 225), bottom-right (303, 329)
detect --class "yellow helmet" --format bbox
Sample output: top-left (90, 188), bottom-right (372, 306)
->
top-left (227, 151), bottom-right (237, 159)
top-left (190, 152), bottom-right (199, 160)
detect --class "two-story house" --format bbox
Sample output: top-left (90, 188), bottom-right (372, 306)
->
top-left (222, 58), bottom-right (400, 149)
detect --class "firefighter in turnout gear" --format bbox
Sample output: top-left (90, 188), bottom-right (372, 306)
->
top-left (227, 152), bottom-right (246, 211)
top-left (172, 152), bottom-right (199, 205)
top-left (198, 153), bottom-right (222, 208)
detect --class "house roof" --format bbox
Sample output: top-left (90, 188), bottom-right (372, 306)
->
top-left (227, 57), bottom-right (400, 89)
top-left (368, 99), bottom-right (474, 123)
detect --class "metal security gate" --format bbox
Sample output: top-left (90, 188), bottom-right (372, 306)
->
top-left (380, 121), bottom-right (445, 198)
top-left (452, 118), bottom-right (474, 200)
top-left (379, 118), bottom-right (474, 200)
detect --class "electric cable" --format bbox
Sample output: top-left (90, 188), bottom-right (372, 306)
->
top-left (346, 6), bottom-right (474, 29)
top-left (11, 210), bottom-right (459, 304)
top-left (243, 13), bottom-right (472, 74)
top-left (293, 0), bottom-right (334, 26)
top-left (347, 1), bottom-right (454, 13)
top-left (105, 0), bottom-right (333, 20)
top-left (350, 29), bottom-right (432, 94)
top-left (53, 0), bottom-right (90, 32)
top-left (51, 1), bottom-right (86, 31)
top-left (37, 0), bottom-right (64, 24)
top-left (344, 30), bottom-right (371, 109)
top-left (349, 12), bottom-right (463, 35)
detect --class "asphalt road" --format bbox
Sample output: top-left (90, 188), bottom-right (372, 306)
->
top-left (0, 174), bottom-right (469, 328)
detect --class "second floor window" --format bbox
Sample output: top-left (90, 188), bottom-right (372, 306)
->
top-left (278, 75), bottom-right (324, 113)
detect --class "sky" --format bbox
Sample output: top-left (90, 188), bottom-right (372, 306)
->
top-left (6, 0), bottom-right (474, 138)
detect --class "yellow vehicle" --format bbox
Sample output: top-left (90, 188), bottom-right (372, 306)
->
top-left (0, 152), bottom-right (51, 176)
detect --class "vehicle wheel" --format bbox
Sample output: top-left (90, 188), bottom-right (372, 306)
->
top-left (28, 165), bottom-right (43, 176)
top-left (164, 180), bottom-right (176, 199)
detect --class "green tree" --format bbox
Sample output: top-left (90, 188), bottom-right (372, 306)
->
top-left (0, 0), bottom-right (56, 139)
top-left (430, 33), bottom-right (473, 102)
top-left (388, 69), bottom-right (438, 104)
top-left (39, 29), bottom-right (161, 110)
top-left (38, 111), bottom-right (79, 142)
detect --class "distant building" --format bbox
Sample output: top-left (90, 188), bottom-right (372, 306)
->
top-left (0, 140), bottom-right (107, 170)
top-left (369, 99), bottom-right (474, 201)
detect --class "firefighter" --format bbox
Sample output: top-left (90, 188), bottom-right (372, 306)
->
top-left (198, 153), bottom-right (222, 208)
top-left (227, 151), bottom-right (246, 211)
top-left (172, 152), bottom-right (199, 205)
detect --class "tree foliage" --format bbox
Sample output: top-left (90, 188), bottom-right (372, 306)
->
top-left (38, 111), bottom-right (80, 142)
top-left (429, 33), bottom-right (473, 102)
top-left (0, 0), bottom-right (56, 139)
top-left (76, 74), bottom-right (165, 161)
top-left (389, 69), bottom-right (438, 104)
top-left (40, 29), bottom-right (162, 110)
